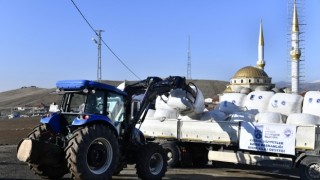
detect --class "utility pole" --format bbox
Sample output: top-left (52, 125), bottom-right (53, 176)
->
top-left (93, 30), bottom-right (104, 82)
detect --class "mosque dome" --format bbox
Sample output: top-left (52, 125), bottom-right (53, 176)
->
top-left (232, 66), bottom-right (269, 78)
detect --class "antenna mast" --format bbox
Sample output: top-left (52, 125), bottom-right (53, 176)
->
top-left (187, 36), bottom-right (192, 80)
top-left (94, 30), bottom-right (104, 82)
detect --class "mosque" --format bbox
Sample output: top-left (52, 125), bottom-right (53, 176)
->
top-left (224, 1), bottom-right (301, 94)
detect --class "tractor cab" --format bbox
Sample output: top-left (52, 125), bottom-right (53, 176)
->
top-left (41, 80), bottom-right (127, 134)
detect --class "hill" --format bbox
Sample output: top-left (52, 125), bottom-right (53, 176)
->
top-left (275, 81), bottom-right (320, 91)
top-left (0, 80), bottom-right (229, 114)
top-left (0, 87), bottom-right (56, 109)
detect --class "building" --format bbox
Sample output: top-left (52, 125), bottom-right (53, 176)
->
top-left (290, 0), bottom-right (301, 94)
top-left (225, 1), bottom-right (302, 94)
top-left (226, 20), bottom-right (275, 93)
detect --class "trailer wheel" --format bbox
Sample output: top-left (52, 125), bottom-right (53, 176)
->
top-left (299, 156), bottom-right (320, 180)
top-left (113, 162), bottom-right (126, 176)
top-left (161, 142), bottom-right (180, 167)
top-left (136, 143), bottom-right (167, 180)
top-left (191, 146), bottom-right (209, 167)
top-left (27, 124), bottom-right (68, 179)
top-left (65, 124), bottom-right (119, 179)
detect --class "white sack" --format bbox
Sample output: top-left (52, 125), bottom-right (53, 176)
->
top-left (179, 112), bottom-right (203, 121)
top-left (167, 86), bottom-right (205, 115)
top-left (219, 93), bottom-right (247, 107)
top-left (145, 109), bottom-right (156, 118)
top-left (302, 91), bottom-right (320, 116)
top-left (243, 91), bottom-right (274, 114)
top-left (154, 108), bottom-right (178, 120)
top-left (155, 95), bottom-right (171, 110)
top-left (287, 113), bottom-right (320, 125)
top-left (267, 93), bottom-right (303, 116)
top-left (255, 112), bottom-right (286, 124)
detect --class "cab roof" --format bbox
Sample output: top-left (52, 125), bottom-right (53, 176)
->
top-left (56, 80), bottom-right (127, 96)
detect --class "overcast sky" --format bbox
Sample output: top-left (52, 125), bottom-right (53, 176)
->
top-left (0, 0), bottom-right (319, 92)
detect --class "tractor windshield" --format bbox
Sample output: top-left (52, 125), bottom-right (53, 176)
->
top-left (60, 92), bottom-right (86, 114)
top-left (60, 90), bottom-right (125, 122)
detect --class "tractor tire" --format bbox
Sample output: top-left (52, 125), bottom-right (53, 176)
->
top-left (161, 142), bottom-right (180, 168)
top-left (136, 143), bottom-right (167, 180)
top-left (65, 124), bottom-right (119, 180)
top-left (27, 124), bottom-right (68, 179)
top-left (299, 156), bottom-right (320, 180)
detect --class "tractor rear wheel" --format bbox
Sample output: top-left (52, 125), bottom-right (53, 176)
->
top-left (136, 143), bottom-right (167, 180)
top-left (27, 124), bottom-right (68, 179)
top-left (65, 124), bottom-right (119, 179)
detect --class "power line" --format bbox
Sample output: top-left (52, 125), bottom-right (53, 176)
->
top-left (70, 0), bottom-right (141, 80)
top-left (101, 39), bottom-right (141, 80)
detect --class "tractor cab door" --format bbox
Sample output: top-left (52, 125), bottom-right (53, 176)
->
top-left (106, 92), bottom-right (125, 133)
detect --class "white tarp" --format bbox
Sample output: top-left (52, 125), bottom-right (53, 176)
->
top-left (239, 122), bottom-right (296, 155)
top-left (229, 112), bottom-right (255, 122)
top-left (216, 101), bottom-right (242, 114)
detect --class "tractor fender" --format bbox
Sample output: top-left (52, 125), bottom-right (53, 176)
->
top-left (130, 128), bottom-right (146, 147)
top-left (40, 113), bottom-right (62, 133)
top-left (72, 114), bottom-right (119, 136)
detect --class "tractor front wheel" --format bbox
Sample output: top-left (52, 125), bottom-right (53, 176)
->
top-left (65, 124), bottom-right (119, 179)
top-left (136, 143), bottom-right (167, 180)
top-left (27, 124), bottom-right (68, 179)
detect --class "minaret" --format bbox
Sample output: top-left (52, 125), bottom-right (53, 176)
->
top-left (257, 20), bottom-right (265, 70)
top-left (290, 0), bottom-right (301, 94)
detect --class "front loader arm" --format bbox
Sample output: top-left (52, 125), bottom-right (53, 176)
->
top-left (125, 76), bottom-right (195, 129)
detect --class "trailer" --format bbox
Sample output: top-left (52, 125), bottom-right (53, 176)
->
top-left (138, 88), bottom-right (320, 180)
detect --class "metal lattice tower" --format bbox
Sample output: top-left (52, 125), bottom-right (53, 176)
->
top-left (94, 30), bottom-right (104, 82)
top-left (187, 36), bottom-right (192, 80)
top-left (287, 0), bottom-right (306, 93)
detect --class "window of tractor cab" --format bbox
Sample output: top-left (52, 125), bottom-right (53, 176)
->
top-left (84, 90), bottom-right (105, 115)
top-left (107, 92), bottom-right (125, 122)
top-left (60, 92), bottom-right (86, 113)
top-left (60, 90), bottom-right (124, 122)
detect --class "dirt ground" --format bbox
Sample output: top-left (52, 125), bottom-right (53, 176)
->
top-left (0, 145), bottom-right (299, 180)
top-left (0, 117), bottom-right (300, 179)
top-left (0, 117), bottom-right (40, 145)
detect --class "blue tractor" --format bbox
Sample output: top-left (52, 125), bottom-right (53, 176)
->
top-left (17, 76), bottom-right (193, 179)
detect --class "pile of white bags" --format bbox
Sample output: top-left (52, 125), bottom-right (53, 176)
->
top-left (167, 86), bottom-right (205, 115)
top-left (153, 95), bottom-right (178, 120)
